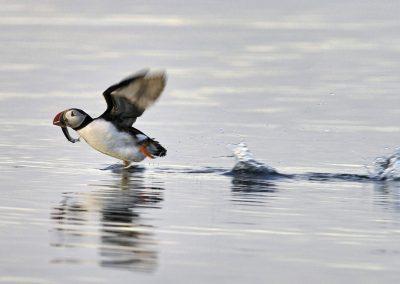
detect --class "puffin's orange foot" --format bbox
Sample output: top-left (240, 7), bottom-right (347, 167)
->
top-left (139, 145), bottom-right (154, 159)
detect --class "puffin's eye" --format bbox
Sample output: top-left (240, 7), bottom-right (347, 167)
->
top-left (70, 111), bottom-right (75, 117)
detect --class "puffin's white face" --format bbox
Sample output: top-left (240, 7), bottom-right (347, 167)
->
top-left (63, 109), bottom-right (87, 129)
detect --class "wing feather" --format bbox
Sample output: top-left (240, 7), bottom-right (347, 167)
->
top-left (101, 70), bottom-right (166, 127)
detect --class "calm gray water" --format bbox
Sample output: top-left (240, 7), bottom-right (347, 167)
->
top-left (1, 1), bottom-right (400, 283)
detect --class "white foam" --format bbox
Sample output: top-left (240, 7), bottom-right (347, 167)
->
top-left (370, 148), bottom-right (400, 180)
top-left (230, 142), bottom-right (277, 175)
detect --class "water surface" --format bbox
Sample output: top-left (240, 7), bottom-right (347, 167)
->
top-left (1, 1), bottom-right (400, 283)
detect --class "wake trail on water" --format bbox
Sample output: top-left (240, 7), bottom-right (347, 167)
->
top-left (226, 143), bottom-right (370, 182)
top-left (101, 142), bottom-right (400, 182)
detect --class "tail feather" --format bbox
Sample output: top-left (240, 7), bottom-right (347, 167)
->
top-left (147, 139), bottom-right (167, 157)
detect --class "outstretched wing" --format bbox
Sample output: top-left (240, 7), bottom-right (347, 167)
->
top-left (101, 69), bottom-right (166, 127)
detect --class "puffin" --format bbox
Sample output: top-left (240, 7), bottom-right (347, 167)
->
top-left (53, 69), bottom-right (167, 167)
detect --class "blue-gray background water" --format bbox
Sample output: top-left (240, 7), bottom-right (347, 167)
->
top-left (1, 1), bottom-right (400, 283)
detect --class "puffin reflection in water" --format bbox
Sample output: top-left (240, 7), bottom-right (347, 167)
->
top-left (53, 70), bottom-right (167, 167)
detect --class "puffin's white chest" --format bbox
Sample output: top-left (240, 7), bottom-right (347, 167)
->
top-left (77, 119), bottom-right (145, 162)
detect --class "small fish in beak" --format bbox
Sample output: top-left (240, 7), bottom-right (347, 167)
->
top-left (53, 110), bottom-right (80, 143)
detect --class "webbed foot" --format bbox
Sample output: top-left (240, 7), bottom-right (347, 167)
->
top-left (123, 160), bottom-right (132, 169)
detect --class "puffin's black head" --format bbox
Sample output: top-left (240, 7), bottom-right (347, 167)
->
top-left (53, 108), bottom-right (90, 130)
top-left (53, 109), bottom-right (92, 143)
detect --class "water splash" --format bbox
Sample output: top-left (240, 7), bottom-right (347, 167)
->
top-left (228, 142), bottom-right (370, 182)
top-left (227, 142), bottom-right (283, 178)
top-left (370, 148), bottom-right (400, 181)
top-left (100, 164), bottom-right (145, 174)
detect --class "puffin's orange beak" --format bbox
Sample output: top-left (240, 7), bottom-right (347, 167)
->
top-left (53, 111), bottom-right (65, 127)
